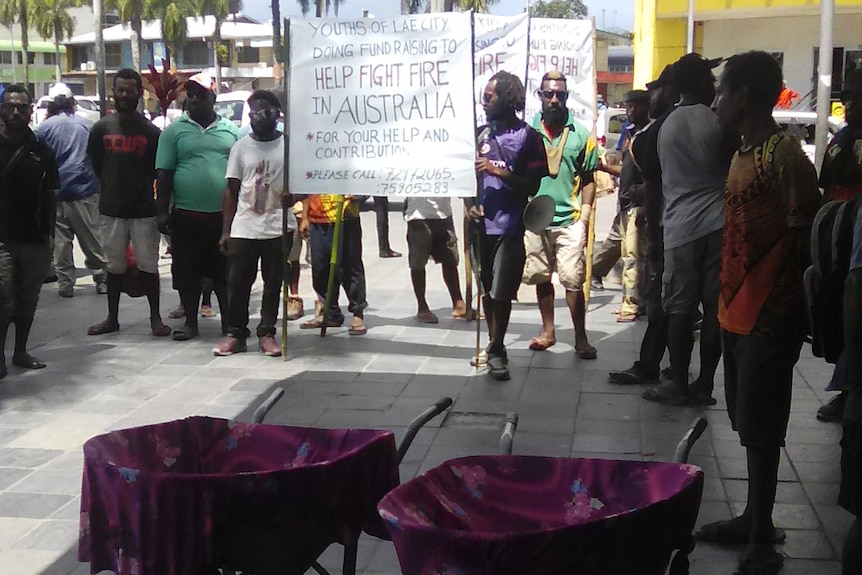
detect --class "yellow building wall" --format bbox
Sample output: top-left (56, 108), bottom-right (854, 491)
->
top-left (635, 0), bottom-right (862, 88)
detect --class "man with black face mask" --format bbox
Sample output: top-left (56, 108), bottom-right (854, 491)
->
top-left (214, 90), bottom-right (292, 358)
top-left (0, 84), bottom-right (59, 378)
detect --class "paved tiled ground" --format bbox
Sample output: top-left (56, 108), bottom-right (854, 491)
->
top-left (0, 197), bottom-right (851, 575)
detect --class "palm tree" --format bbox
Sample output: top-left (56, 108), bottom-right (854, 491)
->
top-left (296, 0), bottom-right (343, 18)
top-left (194, 0), bottom-right (241, 92)
top-left (0, 0), bottom-right (32, 88)
top-left (32, 0), bottom-right (78, 81)
top-left (145, 0), bottom-right (190, 70)
top-left (105, 0), bottom-right (146, 71)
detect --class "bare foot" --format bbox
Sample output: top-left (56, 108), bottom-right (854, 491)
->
top-left (452, 300), bottom-right (469, 319)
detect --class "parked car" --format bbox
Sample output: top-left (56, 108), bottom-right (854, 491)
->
top-left (772, 109), bottom-right (845, 164)
top-left (597, 106), bottom-right (627, 153)
top-left (214, 90), bottom-right (253, 129)
top-left (31, 94), bottom-right (101, 127)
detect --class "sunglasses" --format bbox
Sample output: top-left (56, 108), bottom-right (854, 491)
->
top-left (539, 89), bottom-right (568, 101)
top-left (249, 108), bottom-right (279, 119)
top-left (0, 102), bottom-right (31, 113)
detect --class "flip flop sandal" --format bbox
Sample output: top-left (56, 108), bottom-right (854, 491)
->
top-left (171, 326), bottom-right (200, 341)
top-left (151, 323), bottom-right (172, 337)
top-left (616, 313), bottom-right (638, 323)
top-left (642, 385), bottom-right (690, 406)
top-left (87, 321), bottom-right (120, 336)
top-left (416, 311), bottom-right (439, 324)
top-left (348, 324), bottom-right (367, 336)
top-left (734, 548), bottom-right (785, 575)
top-left (200, 305), bottom-right (216, 318)
top-left (696, 520), bottom-right (786, 545)
top-left (529, 337), bottom-right (556, 351)
top-left (300, 317), bottom-right (343, 330)
top-left (168, 306), bottom-right (185, 319)
top-left (575, 346), bottom-right (598, 360)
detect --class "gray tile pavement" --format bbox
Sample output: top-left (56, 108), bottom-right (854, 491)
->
top-left (0, 198), bottom-right (851, 574)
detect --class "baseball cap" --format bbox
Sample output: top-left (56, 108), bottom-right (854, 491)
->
top-left (623, 89), bottom-right (649, 103)
top-left (671, 53), bottom-right (723, 92)
top-left (47, 82), bottom-right (73, 99)
top-left (187, 72), bottom-right (216, 92)
top-left (645, 65), bottom-right (674, 91)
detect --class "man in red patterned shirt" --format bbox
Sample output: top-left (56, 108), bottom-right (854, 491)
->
top-left (697, 51), bottom-right (821, 575)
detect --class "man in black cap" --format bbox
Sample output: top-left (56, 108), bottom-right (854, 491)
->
top-left (599, 89), bottom-right (650, 322)
top-left (609, 66), bottom-right (678, 386)
top-left (641, 53), bottom-right (736, 406)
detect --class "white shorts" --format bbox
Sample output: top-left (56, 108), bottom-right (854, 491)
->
top-left (100, 215), bottom-right (160, 275)
top-left (522, 220), bottom-right (587, 292)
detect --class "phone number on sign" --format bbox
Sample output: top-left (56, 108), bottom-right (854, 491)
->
top-left (377, 181), bottom-right (450, 195)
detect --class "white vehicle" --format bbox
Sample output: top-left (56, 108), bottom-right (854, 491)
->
top-left (31, 94), bottom-right (101, 127)
top-left (214, 90), bottom-right (253, 128)
top-left (772, 109), bottom-right (845, 164)
top-left (597, 106), bottom-right (627, 153)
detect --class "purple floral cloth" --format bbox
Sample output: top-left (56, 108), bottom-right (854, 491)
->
top-left (78, 417), bottom-right (399, 575)
top-left (378, 455), bottom-right (704, 575)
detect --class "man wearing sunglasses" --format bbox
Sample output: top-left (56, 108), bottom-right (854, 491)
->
top-left (0, 85), bottom-right (60, 378)
top-left (523, 70), bottom-right (598, 361)
top-left (156, 73), bottom-right (240, 341)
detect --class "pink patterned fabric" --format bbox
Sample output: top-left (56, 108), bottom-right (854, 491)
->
top-left (378, 455), bottom-right (704, 575)
top-left (78, 417), bottom-right (399, 575)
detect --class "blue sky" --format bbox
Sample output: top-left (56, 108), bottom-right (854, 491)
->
top-left (242, 0), bottom-right (634, 31)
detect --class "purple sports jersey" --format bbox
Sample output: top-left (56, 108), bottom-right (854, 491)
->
top-left (478, 121), bottom-right (549, 235)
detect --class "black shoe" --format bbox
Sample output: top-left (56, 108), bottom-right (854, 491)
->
top-left (487, 354), bottom-right (510, 381)
top-left (380, 249), bottom-right (402, 258)
top-left (43, 274), bottom-right (58, 284)
top-left (609, 365), bottom-right (658, 386)
top-left (590, 277), bottom-right (604, 291)
top-left (12, 354), bottom-right (46, 370)
top-left (817, 392), bottom-right (847, 422)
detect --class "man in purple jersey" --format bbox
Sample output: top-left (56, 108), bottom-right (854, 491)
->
top-left (469, 71), bottom-right (549, 381)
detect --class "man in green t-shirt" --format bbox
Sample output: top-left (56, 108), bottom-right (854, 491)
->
top-left (523, 70), bottom-right (599, 360)
top-left (156, 73), bottom-right (240, 341)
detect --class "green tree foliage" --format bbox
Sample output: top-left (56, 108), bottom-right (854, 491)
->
top-left (32, 0), bottom-right (79, 81)
top-left (0, 0), bottom-right (32, 86)
top-left (105, 0), bottom-right (146, 71)
top-left (529, 0), bottom-right (588, 19)
top-left (144, 0), bottom-right (191, 69)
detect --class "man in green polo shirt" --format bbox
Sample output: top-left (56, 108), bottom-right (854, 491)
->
top-left (523, 70), bottom-right (599, 360)
top-left (156, 73), bottom-right (240, 341)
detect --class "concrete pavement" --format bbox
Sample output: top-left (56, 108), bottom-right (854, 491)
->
top-left (0, 195), bottom-right (851, 575)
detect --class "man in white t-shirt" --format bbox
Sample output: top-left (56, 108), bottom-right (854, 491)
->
top-left (405, 197), bottom-right (467, 323)
top-left (214, 90), bottom-right (294, 357)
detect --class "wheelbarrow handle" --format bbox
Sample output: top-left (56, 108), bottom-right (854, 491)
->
top-left (500, 411), bottom-right (519, 455)
top-left (396, 397), bottom-right (454, 463)
top-left (251, 387), bottom-right (286, 424)
top-left (673, 416), bottom-right (708, 464)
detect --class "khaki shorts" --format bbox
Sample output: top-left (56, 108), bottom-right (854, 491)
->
top-left (100, 215), bottom-right (160, 275)
top-left (522, 220), bottom-right (587, 292)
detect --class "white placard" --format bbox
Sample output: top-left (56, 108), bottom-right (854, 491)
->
top-left (473, 13), bottom-right (529, 126)
top-left (288, 14), bottom-right (476, 197)
top-left (525, 18), bottom-right (595, 131)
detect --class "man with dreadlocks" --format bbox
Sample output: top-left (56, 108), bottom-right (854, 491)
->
top-left (469, 71), bottom-right (549, 381)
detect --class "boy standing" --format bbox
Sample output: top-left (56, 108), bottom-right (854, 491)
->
top-left (214, 90), bottom-right (291, 357)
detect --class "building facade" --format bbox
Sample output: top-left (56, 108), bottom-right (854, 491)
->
top-left (633, 0), bottom-right (862, 109)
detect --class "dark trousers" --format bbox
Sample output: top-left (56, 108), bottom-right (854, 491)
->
top-left (310, 218), bottom-right (367, 321)
top-left (170, 210), bottom-right (227, 291)
top-left (374, 196), bottom-right (391, 252)
top-left (4, 240), bottom-right (51, 323)
top-left (226, 237), bottom-right (286, 339)
top-left (635, 247), bottom-right (669, 377)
